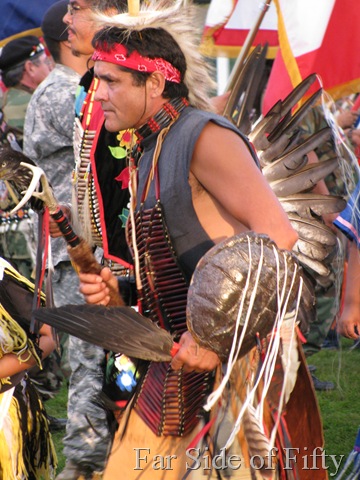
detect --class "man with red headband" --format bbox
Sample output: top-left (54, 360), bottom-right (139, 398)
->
top-left (75, 5), bottom-right (311, 477)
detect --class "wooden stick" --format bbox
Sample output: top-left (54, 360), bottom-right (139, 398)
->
top-left (51, 207), bottom-right (125, 306)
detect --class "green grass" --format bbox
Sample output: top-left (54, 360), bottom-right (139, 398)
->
top-left (46, 338), bottom-right (360, 476)
top-left (308, 338), bottom-right (360, 458)
top-left (46, 384), bottom-right (68, 472)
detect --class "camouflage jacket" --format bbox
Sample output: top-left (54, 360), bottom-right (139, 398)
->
top-left (23, 64), bottom-right (80, 266)
top-left (2, 87), bottom-right (32, 134)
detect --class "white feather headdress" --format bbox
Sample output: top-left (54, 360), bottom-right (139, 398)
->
top-left (91, 0), bottom-right (216, 112)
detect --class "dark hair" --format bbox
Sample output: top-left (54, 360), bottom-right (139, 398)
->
top-left (1, 54), bottom-right (46, 88)
top-left (85, 0), bottom-right (127, 13)
top-left (1, 63), bottom-right (24, 88)
top-left (43, 36), bottom-right (61, 63)
top-left (92, 26), bottom-right (189, 100)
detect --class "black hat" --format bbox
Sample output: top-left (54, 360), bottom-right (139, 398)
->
top-left (41, 0), bottom-right (69, 43)
top-left (0, 36), bottom-right (45, 71)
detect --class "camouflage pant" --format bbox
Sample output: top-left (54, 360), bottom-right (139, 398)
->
top-left (303, 245), bottom-right (344, 358)
top-left (63, 337), bottom-right (113, 473)
top-left (50, 262), bottom-right (84, 378)
top-left (302, 287), bottom-right (338, 357)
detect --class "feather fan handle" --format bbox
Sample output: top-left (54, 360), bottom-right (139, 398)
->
top-left (67, 239), bottom-right (124, 306)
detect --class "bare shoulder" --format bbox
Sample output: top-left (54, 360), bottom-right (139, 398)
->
top-left (190, 121), bottom-right (258, 185)
top-left (193, 121), bottom-right (254, 166)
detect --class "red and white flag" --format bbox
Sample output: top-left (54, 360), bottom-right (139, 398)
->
top-left (262, 0), bottom-right (360, 114)
top-left (201, 0), bottom-right (278, 58)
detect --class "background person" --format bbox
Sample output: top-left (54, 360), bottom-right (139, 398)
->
top-left (0, 35), bottom-right (53, 282)
top-left (56, 1), bottom-right (132, 479)
top-left (0, 35), bottom-right (53, 140)
top-left (334, 181), bottom-right (360, 339)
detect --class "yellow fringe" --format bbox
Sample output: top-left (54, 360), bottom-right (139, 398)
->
top-left (0, 258), bottom-right (44, 380)
top-left (0, 306), bottom-right (28, 357)
top-left (0, 388), bottom-right (57, 479)
top-left (0, 305), bottom-right (43, 388)
top-left (0, 395), bottom-right (26, 479)
top-left (26, 393), bottom-right (57, 480)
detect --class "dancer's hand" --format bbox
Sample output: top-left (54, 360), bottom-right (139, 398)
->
top-left (337, 304), bottom-right (360, 339)
top-left (78, 267), bottom-right (119, 306)
top-left (171, 331), bottom-right (220, 373)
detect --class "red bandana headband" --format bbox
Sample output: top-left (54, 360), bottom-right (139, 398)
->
top-left (92, 44), bottom-right (181, 84)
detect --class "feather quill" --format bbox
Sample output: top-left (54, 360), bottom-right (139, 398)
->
top-left (267, 89), bottom-right (323, 144)
top-left (262, 127), bottom-right (332, 182)
top-left (294, 252), bottom-right (330, 277)
top-left (269, 157), bottom-right (339, 197)
top-left (293, 237), bottom-right (334, 262)
top-left (288, 213), bottom-right (337, 246)
top-left (223, 44), bottom-right (263, 121)
top-left (249, 74), bottom-right (318, 150)
top-left (279, 193), bottom-right (347, 218)
top-left (249, 102), bottom-right (282, 151)
top-left (258, 89), bottom-right (323, 165)
top-left (280, 73), bottom-right (318, 113)
top-left (235, 45), bottom-right (268, 134)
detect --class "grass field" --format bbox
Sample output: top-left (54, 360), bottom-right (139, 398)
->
top-left (308, 338), bottom-right (360, 476)
top-left (46, 338), bottom-right (360, 476)
top-left (47, 385), bottom-right (68, 472)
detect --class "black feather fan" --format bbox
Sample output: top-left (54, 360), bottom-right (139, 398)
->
top-left (32, 304), bottom-right (176, 362)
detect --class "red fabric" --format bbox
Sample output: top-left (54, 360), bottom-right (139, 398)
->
top-left (92, 44), bottom-right (181, 83)
top-left (204, 25), bottom-right (278, 48)
top-left (263, 0), bottom-right (360, 114)
top-left (37, 208), bottom-right (50, 308)
top-left (352, 95), bottom-right (360, 112)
